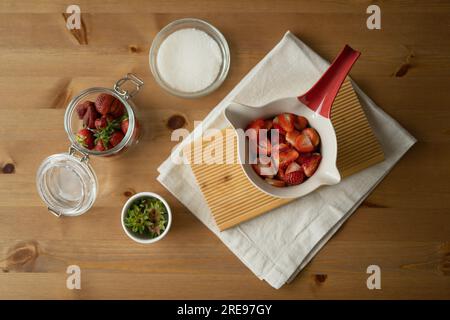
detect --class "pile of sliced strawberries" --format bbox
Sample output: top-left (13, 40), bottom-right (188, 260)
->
top-left (247, 113), bottom-right (322, 187)
top-left (74, 93), bottom-right (131, 152)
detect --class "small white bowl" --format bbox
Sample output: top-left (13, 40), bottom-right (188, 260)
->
top-left (224, 100), bottom-right (341, 198)
top-left (121, 192), bottom-right (172, 244)
top-left (149, 18), bottom-right (230, 98)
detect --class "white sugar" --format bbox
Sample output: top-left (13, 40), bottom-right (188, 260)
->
top-left (156, 28), bottom-right (223, 93)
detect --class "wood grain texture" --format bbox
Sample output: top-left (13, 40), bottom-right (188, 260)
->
top-left (185, 81), bottom-right (384, 231)
top-left (0, 0), bottom-right (449, 299)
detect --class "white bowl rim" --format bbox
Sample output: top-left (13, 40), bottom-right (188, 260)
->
top-left (121, 192), bottom-right (172, 244)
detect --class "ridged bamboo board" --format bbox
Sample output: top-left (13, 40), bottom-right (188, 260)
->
top-left (184, 81), bottom-right (384, 231)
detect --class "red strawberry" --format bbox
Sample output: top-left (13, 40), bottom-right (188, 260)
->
top-left (76, 128), bottom-right (94, 149)
top-left (272, 123), bottom-right (286, 136)
top-left (109, 131), bottom-right (124, 147)
top-left (284, 168), bottom-right (305, 185)
top-left (269, 128), bottom-right (286, 145)
top-left (121, 118), bottom-right (129, 134)
top-left (94, 118), bottom-right (105, 129)
top-left (301, 153), bottom-right (322, 177)
top-left (273, 113), bottom-right (295, 133)
top-left (94, 139), bottom-right (107, 152)
top-left (252, 160), bottom-right (275, 177)
top-left (110, 99), bottom-right (125, 118)
top-left (95, 115), bottom-right (113, 129)
top-left (75, 101), bottom-right (94, 119)
top-left (277, 132), bottom-right (286, 144)
top-left (272, 142), bottom-right (290, 155)
top-left (296, 152), bottom-right (312, 165)
top-left (83, 103), bottom-right (99, 129)
top-left (285, 161), bottom-right (302, 175)
top-left (258, 138), bottom-right (272, 156)
top-left (246, 119), bottom-right (265, 132)
top-left (95, 93), bottom-right (116, 115)
top-left (303, 128), bottom-right (320, 147)
top-left (295, 116), bottom-right (309, 131)
top-left (293, 132), bottom-right (315, 153)
top-left (285, 130), bottom-right (301, 146)
top-left (265, 178), bottom-right (286, 188)
top-left (264, 120), bottom-right (273, 130)
top-left (246, 119), bottom-right (266, 144)
top-left (276, 148), bottom-right (299, 169)
top-left (276, 166), bottom-right (286, 181)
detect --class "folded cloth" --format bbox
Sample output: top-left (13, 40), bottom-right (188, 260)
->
top-left (157, 31), bottom-right (416, 289)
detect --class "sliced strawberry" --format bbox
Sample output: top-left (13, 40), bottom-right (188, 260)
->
top-left (246, 119), bottom-right (265, 132)
top-left (285, 130), bottom-right (301, 146)
top-left (296, 152), bottom-right (312, 165)
top-left (246, 119), bottom-right (266, 146)
top-left (272, 142), bottom-right (290, 155)
top-left (303, 128), bottom-right (320, 147)
top-left (269, 128), bottom-right (286, 145)
top-left (272, 123), bottom-right (286, 136)
top-left (295, 116), bottom-right (309, 130)
top-left (284, 169), bottom-right (305, 186)
top-left (276, 148), bottom-right (299, 169)
top-left (276, 166), bottom-right (286, 181)
top-left (284, 162), bottom-right (304, 185)
top-left (302, 153), bottom-right (322, 177)
top-left (293, 132), bottom-right (315, 153)
top-left (264, 119), bottom-right (273, 130)
top-left (265, 178), bottom-right (286, 188)
top-left (285, 161), bottom-right (302, 175)
top-left (273, 113), bottom-right (295, 133)
top-left (252, 161), bottom-right (275, 178)
top-left (76, 128), bottom-right (94, 149)
top-left (277, 132), bottom-right (286, 144)
top-left (258, 138), bottom-right (272, 156)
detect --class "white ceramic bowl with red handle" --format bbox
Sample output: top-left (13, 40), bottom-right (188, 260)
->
top-left (224, 45), bottom-right (361, 198)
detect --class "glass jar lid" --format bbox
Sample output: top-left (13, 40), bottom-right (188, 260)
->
top-left (36, 148), bottom-right (98, 217)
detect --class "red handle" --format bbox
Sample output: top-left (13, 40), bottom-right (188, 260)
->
top-left (298, 45), bottom-right (361, 118)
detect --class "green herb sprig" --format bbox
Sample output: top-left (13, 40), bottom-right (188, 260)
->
top-left (94, 118), bottom-right (121, 149)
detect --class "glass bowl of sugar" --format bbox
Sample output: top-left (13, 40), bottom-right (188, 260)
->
top-left (149, 18), bottom-right (230, 98)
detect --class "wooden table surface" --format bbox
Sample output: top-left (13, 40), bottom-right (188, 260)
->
top-left (0, 0), bottom-right (449, 299)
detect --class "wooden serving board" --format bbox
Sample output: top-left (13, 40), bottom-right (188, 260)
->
top-left (184, 80), bottom-right (384, 231)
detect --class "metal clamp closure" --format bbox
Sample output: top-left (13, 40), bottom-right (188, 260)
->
top-left (69, 146), bottom-right (89, 163)
top-left (114, 73), bottom-right (144, 100)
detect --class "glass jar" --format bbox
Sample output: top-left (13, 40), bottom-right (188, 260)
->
top-left (36, 73), bottom-right (144, 217)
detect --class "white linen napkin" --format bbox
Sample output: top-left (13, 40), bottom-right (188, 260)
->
top-left (157, 31), bottom-right (416, 289)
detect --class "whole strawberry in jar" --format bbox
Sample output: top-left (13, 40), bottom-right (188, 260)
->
top-left (36, 74), bottom-right (144, 218)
